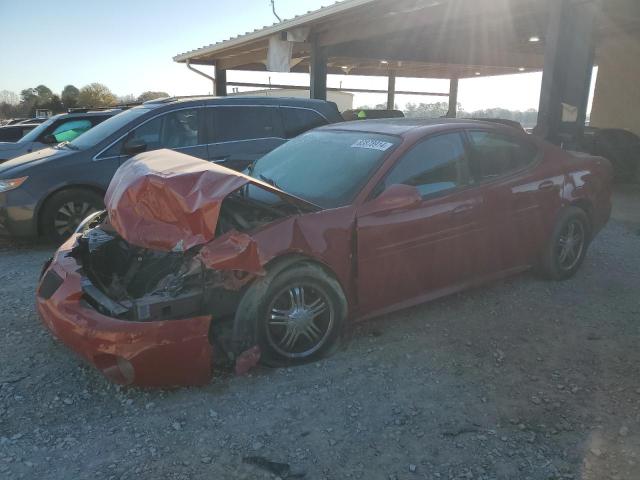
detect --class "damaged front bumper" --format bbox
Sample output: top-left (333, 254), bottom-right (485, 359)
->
top-left (36, 235), bottom-right (213, 387)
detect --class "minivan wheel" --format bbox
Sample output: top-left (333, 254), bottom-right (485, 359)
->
top-left (537, 206), bottom-right (590, 281)
top-left (41, 188), bottom-right (104, 244)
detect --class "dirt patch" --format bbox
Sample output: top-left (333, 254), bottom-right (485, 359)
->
top-left (1, 220), bottom-right (639, 480)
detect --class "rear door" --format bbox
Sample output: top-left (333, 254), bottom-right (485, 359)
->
top-left (465, 129), bottom-right (561, 272)
top-left (356, 132), bottom-right (488, 315)
top-left (206, 106), bottom-right (285, 171)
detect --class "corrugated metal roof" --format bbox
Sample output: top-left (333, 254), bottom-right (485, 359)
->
top-left (173, 0), bottom-right (379, 62)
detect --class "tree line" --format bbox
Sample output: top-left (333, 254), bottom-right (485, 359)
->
top-left (0, 84), bottom-right (169, 119)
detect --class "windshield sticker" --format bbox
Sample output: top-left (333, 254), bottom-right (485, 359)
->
top-left (351, 139), bottom-right (393, 151)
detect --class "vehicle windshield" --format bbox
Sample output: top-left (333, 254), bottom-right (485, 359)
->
top-left (250, 130), bottom-right (399, 208)
top-left (18, 116), bottom-right (60, 143)
top-left (69, 107), bottom-right (152, 150)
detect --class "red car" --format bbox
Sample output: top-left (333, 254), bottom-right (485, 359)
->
top-left (36, 119), bottom-right (612, 387)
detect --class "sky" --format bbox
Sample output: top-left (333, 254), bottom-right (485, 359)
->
top-left (0, 0), bottom-right (597, 113)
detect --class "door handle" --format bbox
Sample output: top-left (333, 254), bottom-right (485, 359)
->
top-left (451, 204), bottom-right (474, 216)
top-left (538, 180), bottom-right (554, 190)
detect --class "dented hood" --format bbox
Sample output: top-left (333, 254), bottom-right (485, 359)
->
top-left (105, 149), bottom-right (310, 252)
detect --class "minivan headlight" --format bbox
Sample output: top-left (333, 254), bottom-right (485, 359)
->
top-left (0, 176), bottom-right (28, 193)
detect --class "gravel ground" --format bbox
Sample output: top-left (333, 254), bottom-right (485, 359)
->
top-left (1, 217), bottom-right (639, 480)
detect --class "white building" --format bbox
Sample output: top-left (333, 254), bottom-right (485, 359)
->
top-left (230, 88), bottom-right (353, 113)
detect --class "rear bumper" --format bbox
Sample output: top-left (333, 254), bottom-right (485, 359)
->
top-left (592, 160), bottom-right (614, 235)
top-left (36, 234), bottom-right (213, 387)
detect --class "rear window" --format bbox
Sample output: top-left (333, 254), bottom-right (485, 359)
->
top-left (51, 119), bottom-right (93, 143)
top-left (0, 127), bottom-right (24, 142)
top-left (467, 130), bottom-right (539, 180)
top-left (281, 107), bottom-right (328, 138)
top-left (18, 116), bottom-right (59, 143)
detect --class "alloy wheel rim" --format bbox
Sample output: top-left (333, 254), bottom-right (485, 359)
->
top-left (54, 201), bottom-right (98, 236)
top-left (556, 220), bottom-right (585, 271)
top-left (265, 284), bottom-right (334, 359)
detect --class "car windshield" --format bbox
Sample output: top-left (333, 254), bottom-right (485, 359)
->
top-left (18, 116), bottom-right (60, 143)
top-left (250, 130), bottom-right (399, 208)
top-left (69, 107), bottom-right (152, 150)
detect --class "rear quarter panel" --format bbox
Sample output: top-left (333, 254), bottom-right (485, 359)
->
top-left (558, 146), bottom-right (613, 234)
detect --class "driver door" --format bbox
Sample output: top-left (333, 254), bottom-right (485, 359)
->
top-left (356, 132), bottom-right (488, 316)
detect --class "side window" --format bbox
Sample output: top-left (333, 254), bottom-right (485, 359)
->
top-left (98, 109), bottom-right (199, 158)
top-left (50, 119), bottom-right (93, 143)
top-left (130, 116), bottom-right (163, 149)
top-left (160, 109), bottom-right (199, 148)
top-left (467, 130), bottom-right (538, 180)
top-left (281, 108), bottom-right (327, 138)
top-left (212, 107), bottom-right (280, 142)
top-left (382, 133), bottom-right (468, 198)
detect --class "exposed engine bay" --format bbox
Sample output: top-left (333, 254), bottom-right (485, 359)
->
top-left (71, 191), bottom-right (298, 324)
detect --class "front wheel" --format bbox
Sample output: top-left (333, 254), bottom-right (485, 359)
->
top-left (538, 206), bottom-right (590, 280)
top-left (40, 188), bottom-right (104, 244)
top-left (234, 262), bottom-right (347, 367)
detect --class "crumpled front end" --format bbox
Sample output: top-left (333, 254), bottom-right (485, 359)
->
top-left (36, 235), bottom-right (213, 387)
top-left (36, 151), bottom-right (319, 386)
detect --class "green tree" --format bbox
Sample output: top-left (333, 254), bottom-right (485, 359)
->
top-left (19, 85), bottom-right (56, 115)
top-left (137, 91), bottom-right (169, 102)
top-left (45, 94), bottom-right (65, 114)
top-left (77, 83), bottom-right (117, 107)
top-left (34, 85), bottom-right (53, 103)
top-left (20, 88), bottom-right (37, 104)
top-left (61, 85), bottom-right (80, 109)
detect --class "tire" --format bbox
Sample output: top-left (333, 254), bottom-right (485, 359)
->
top-left (234, 262), bottom-right (347, 367)
top-left (40, 188), bottom-right (104, 244)
top-left (538, 206), bottom-right (590, 281)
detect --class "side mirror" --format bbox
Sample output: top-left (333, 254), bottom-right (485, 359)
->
top-left (43, 134), bottom-right (57, 144)
top-left (123, 138), bottom-right (147, 156)
top-left (361, 184), bottom-right (421, 216)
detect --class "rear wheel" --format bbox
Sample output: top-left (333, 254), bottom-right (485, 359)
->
top-left (538, 206), bottom-right (590, 280)
top-left (40, 188), bottom-right (104, 244)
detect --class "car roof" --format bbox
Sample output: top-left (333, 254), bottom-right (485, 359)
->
top-left (59, 110), bottom-right (121, 118)
top-left (143, 95), bottom-right (340, 114)
top-left (0, 123), bottom-right (39, 129)
top-left (318, 118), bottom-right (518, 136)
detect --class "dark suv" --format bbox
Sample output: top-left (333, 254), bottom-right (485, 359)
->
top-left (0, 110), bottom-right (118, 162)
top-left (0, 96), bottom-right (342, 242)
